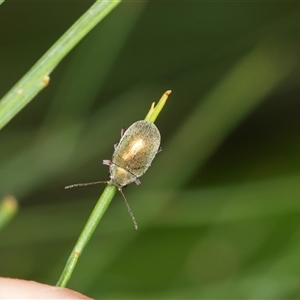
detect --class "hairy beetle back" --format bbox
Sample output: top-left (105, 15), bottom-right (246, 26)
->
top-left (112, 120), bottom-right (161, 178)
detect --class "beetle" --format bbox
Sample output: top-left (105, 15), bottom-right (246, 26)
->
top-left (104, 120), bottom-right (161, 187)
top-left (65, 120), bottom-right (161, 229)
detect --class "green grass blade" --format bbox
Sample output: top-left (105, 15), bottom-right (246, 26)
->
top-left (0, 0), bottom-right (121, 131)
top-left (56, 184), bottom-right (117, 287)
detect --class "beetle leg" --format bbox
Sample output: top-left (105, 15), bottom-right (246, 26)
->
top-left (103, 159), bottom-right (112, 166)
top-left (114, 143), bottom-right (118, 149)
top-left (157, 146), bottom-right (162, 153)
top-left (134, 178), bottom-right (141, 186)
top-left (121, 127), bottom-right (127, 137)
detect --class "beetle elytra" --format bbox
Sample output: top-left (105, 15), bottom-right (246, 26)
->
top-left (65, 120), bottom-right (161, 229)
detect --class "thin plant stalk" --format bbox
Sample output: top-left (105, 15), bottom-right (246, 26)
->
top-left (56, 90), bottom-right (171, 287)
top-left (0, 0), bottom-right (121, 131)
top-left (56, 184), bottom-right (117, 287)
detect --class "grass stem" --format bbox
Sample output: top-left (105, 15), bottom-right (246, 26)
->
top-left (56, 91), bottom-right (171, 287)
top-left (0, 0), bottom-right (121, 131)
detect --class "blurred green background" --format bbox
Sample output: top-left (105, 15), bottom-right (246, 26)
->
top-left (1, 1), bottom-right (300, 299)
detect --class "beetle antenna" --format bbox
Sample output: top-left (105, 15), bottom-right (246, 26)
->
top-left (64, 181), bottom-right (108, 189)
top-left (65, 182), bottom-right (138, 230)
top-left (118, 188), bottom-right (138, 230)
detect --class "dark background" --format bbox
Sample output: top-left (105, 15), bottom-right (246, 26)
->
top-left (1, 1), bottom-right (300, 299)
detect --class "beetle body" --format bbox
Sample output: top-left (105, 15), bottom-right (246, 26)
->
top-left (65, 120), bottom-right (161, 230)
top-left (103, 120), bottom-right (161, 188)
